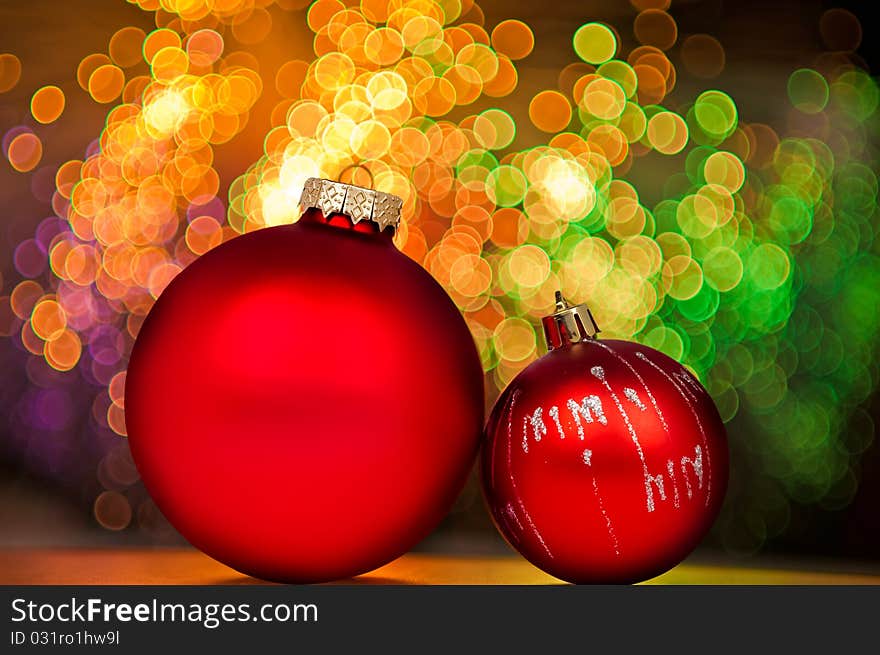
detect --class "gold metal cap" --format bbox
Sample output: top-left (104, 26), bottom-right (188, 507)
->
top-left (542, 291), bottom-right (600, 350)
top-left (299, 177), bottom-right (403, 232)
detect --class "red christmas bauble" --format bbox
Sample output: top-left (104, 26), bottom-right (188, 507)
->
top-left (126, 179), bottom-right (484, 583)
top-left (481, 295), bottom-right (728, 584)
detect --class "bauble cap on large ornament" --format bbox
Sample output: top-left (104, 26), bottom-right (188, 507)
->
top-left (542, 291), bottom-right (600, 350)
top-left (299, 175), bottom-right (403, 233)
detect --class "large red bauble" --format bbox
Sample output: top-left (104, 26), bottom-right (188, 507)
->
top-left (126, 208), bottom-right (484, 583)
top-left (482, 335), bottom-right (728, 584)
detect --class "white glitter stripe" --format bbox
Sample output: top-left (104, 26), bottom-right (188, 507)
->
top-left (583, 448), bottom-right (620, 556)
top-left (506, 391), bottom-right (518, 477)
top-left (502, 504), bottom-right (522, 546)
top-left (505, 502), bottom-right (525, 531)
top-left (624, 387), bottom-right (647, 411)
top-left (647, 471), bottom-right (667, 503)
top-left (507, 390), bottom-right (554, 559)
top-left (666, 460), bottom-right (681, 509)
top-left (591, 365), bottom-right (657, 513)
top-left (635, 351), bottom-right (713, 507)
top-left (566, 395), bottom-right (606, 440)
top-left (673, 372), bottom-right (699, 403)
top-left (548, 405), bottom-right (564, 438)
top-left (681, 446), bottom-right (704, 500)
top-left (529, 408), bottom-right (546, 444)
top-left (593, 340), bottom-right (669, 432)
top-left (520, 406), bottom-right (547, 453)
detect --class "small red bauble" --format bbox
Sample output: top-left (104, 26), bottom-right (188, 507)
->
top-left (126, 178), bottom-right (484, 583)
top-left (482, 294), bottom-right (728, 584)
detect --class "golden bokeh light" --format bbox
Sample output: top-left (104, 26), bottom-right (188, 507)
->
top-left (109, 27), bottom-right (148, 68)
top-left (647, 110), bottom-right (688, 154)
top-left (490, 19), bottom-right (534, 60)
top-left (88, 64), bottom-right (126, 103)
top-left (529, 90), bottom-right (572, 133)
top-left (30, 85), bottom-right (66, 124)
top-left (6, 132), bottom-right (43, 172)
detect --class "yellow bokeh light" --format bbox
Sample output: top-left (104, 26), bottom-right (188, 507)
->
top-left (573, 23), bottom-right (617, 65)
top-left (143, 88), bottom-right (192, 137)
top-left (582, 78), bottom-right (626, 120)
top-left (647, 110), bottom-right (688, 154)
top-left (494, 317), bottom-right (537, 362)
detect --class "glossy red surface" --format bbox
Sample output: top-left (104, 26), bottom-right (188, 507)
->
top-left (126, 212), bottom-right (484, 583)
top-left (482, 339), bottom-right (728, 584)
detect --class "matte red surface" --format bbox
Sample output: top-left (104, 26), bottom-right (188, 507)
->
top-left (482, 339), bottom-right (728, 584)
top-left (126, 212), bottom-right (484, 583)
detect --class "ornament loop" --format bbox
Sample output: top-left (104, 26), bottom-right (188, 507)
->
top-left (337, 163), bottom-right (374, 189)
top-left (542, 291), bottom-right (600, 350)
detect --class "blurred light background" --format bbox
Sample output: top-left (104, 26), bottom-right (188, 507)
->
top-left (1, 0), bottom-right (878, 564)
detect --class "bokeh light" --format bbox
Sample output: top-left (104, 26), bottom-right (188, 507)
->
top-left (573, 22), bottom-right (617, 65)
top-left (491, 20), bottom-right (534, 61)
top-left (680, 34), bottom-right (725, 79)
top-left (6, 132), bottom-right (43, 172)
top-left (0, 53), bottom-right (22, 93)
top-left (30, 85), bottom-right (66, 124)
